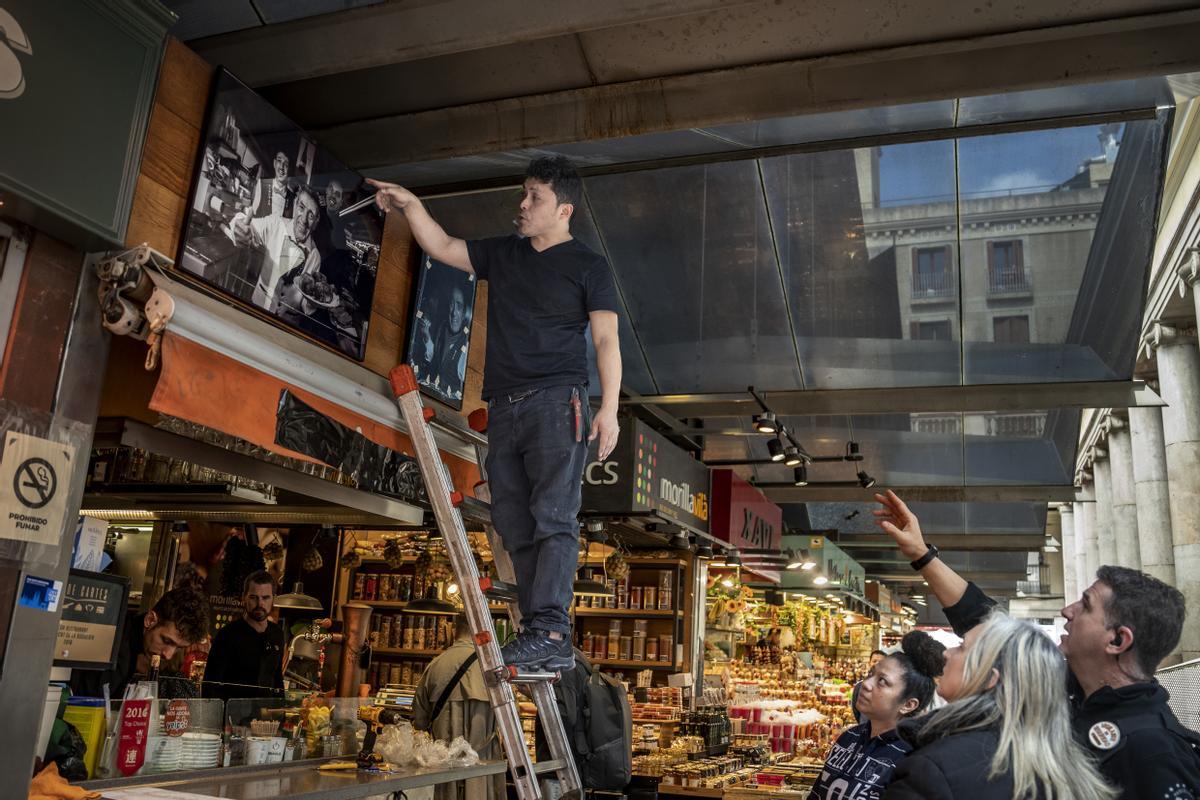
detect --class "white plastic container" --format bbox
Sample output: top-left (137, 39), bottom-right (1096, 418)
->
top-left (36, 685), bottom-right (65, 762)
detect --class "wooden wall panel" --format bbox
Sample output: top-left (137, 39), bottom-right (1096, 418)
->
top-left (0, 232), bottom-right (83, 411)
top-left (125, 172), bottom-right (187, 256)
top-left (140, 103), bottom-right (202, 198)
top-left (155, 39), bottom-right (212, 129)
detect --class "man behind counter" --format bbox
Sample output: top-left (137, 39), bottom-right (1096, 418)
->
top-left (203, 571), bottom-right (285, 699)
top-left (71, 586), bottom-right (210, 700)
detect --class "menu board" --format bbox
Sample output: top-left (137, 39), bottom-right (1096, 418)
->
top-left (54, 569), bottom-right (129, 669)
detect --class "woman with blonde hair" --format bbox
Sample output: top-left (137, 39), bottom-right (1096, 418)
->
top-left (884, 608), bottom-right (1116, 800)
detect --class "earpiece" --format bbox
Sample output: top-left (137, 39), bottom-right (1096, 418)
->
top-left (1110, 633), bottom-right (1123, 648)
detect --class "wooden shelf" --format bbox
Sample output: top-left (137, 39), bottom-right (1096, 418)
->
top-left (359, 600), bottom-right (411, 608)
top-left (575, 608), bottom-right (676, 617)
top-left (592, 658), bottom-right (676, 670)
top-left (656, 787), bottom-right (723, 798)
top-left (373, 647), bottom-right (441, 657)
top-left (633, 718), bottom-right (679, 725)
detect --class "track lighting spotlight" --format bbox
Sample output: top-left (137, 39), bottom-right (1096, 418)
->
top-left (695, 541), bottom-right (713, 558)
top-left (767, 437), bottom-right (785, 462)
top-left (584, 519), bottom-right (609, 543)
top-left (857, 470), bottom-right (877, 489)
top-left (726, 550), bottom-right (741, 566)
top-left (846, 441), bottom-right (863, 461)
top-left (753, 412), bottom-right (778, 434)
top-left (793, 466), bottom-right (808, 486)
top-left (669, 531), bottom-right (691, 550)
top-left (783, 446), bottom-right (803, 467)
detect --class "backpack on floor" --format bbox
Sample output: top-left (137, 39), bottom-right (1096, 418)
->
top-left (543, 650), bottom-right (632, 790)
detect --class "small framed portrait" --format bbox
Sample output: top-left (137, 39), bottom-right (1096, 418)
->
top-left (404, 253), bottom-right (477, 409)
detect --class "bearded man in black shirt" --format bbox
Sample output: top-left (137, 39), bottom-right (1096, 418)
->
top-left (203, 570), bottom-right (284, 698)
top-left (369, 157), bottom-right (622, 671)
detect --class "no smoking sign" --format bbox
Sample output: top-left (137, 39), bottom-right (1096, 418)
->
top-left (0, 432), bottom-right (75, 546)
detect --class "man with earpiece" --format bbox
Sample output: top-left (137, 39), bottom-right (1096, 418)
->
top-left (875, 489), bottom-right (1200, 799)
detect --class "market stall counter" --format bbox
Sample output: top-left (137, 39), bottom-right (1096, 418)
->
top-left (79, 756), bottom-right (508, 800)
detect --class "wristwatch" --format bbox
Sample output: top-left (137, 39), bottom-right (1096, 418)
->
top-left (910, 544), bottom-right (940, 571)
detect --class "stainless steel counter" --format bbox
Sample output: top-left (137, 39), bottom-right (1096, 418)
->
top-left (81, 758), bottom-right (508, 800)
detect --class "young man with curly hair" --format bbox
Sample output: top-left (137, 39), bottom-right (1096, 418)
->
top-left (71, 585), bottom-right (210, 699)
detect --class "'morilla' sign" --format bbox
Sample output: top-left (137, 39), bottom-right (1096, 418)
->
top-left (581, 414), bottom-right (710, 535)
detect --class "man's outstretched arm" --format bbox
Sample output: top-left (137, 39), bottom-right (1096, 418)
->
top-left (367, 179), bottom-right (472, 273)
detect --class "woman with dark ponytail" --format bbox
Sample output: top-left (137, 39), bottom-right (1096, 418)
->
top-left (807, 631), bottom-right (945, 800)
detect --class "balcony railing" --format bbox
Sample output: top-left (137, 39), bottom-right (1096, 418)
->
top-left (988, 267), bottom-right (1033, 295)
top-left (986, 412), bottom-right (1046, 438)
top-left (911, 270), bottom-right (954, 299)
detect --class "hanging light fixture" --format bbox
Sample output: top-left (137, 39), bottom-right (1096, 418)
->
top-left (275, 581), bottom-right (323, 611)
top-left (695, 540), bottom-right (714, 558)
top-left (783, 446), bottom-right (803, 467)
top-left (846, 441), bottom-right (863, 462)
top-left (767, 437), bottom-right (786, 462)
top-left (857, 470), bottom-right (877, 489)
top-left (574, 528), bottom-right (613, 598)
top-left (726, 550), bottom-right (741, 566)
top-left (793, 466), bottom-right (808, 486)
top-left (585, 519), bottom-right (609, 544)
top-left (669, 531), bottom-right (692, 550)
top-left (753, 412), bottom-right (778, 434)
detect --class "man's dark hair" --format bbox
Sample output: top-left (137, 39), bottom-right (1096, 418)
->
top-left (454, 612), bottom-right (471, 638)
top-left (525, 156), bottom-right (583, 209)
top-left (1096, 565), bottom-right (1186, 675)
top-left (152, 587), bottom-right (210, 645)
top-left (870, 649), bottom-right (887, 659)
top-left (242, 570), bottom-right (275, 596)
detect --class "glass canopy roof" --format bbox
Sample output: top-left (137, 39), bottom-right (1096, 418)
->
top-left (418, 77), bottom-right (1173, 562)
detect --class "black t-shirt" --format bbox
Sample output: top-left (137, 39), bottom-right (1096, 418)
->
top-left (202, 617), bottom-right (285, 699)
top-left (466, 235), bottom-right (619, 399)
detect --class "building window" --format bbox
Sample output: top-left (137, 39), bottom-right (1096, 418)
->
top-left (911, 320), bottom-right (952, 340)
top-left (911, 246), bottom-right (952, 298)
top-left (987, 240), bottom-right (1030, 294)
top-left (993, 314), bottom-right (1030, 344)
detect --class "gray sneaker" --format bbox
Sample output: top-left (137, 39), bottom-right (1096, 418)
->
top-left (500, 628), bottom-right (573, 671)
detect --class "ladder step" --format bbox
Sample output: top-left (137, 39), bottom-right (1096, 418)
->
top-left (508, 671), bottom-right (559, 686)
top-left (458, 495), bottom-right (492, 525)
top-left (532, 759), bottom-right (566, 775)
top-left (481, 578), bottom-right (519, 602)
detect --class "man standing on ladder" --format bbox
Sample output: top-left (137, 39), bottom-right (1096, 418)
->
top-left (369, 156), bottom-right (622, 671)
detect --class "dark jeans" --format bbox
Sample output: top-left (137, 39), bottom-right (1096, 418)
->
top-left (485, 384), bottom-right (588, 635)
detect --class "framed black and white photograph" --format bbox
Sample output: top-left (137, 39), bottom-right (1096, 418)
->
top-left (405, 252), bottom-right (477, 409)
top-left (176, 68), bottom-right (382, 360)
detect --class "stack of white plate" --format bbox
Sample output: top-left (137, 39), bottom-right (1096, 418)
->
top-left (143, 735), bottom-right (183, 774)
top-left (180, 732), bottom-right (221, 769)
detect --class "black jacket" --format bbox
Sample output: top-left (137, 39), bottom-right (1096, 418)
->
top-left (943, 582), bottom-right (1200, 798)
top-left (883, 722), bottom-right (1043, 800)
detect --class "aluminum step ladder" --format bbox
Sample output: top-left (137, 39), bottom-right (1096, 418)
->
top-left (390, 365), bottom-right (582, 800)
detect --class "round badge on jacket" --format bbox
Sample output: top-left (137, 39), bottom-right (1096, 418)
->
top-left (1087, 721), bottom-right (1121, 750)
